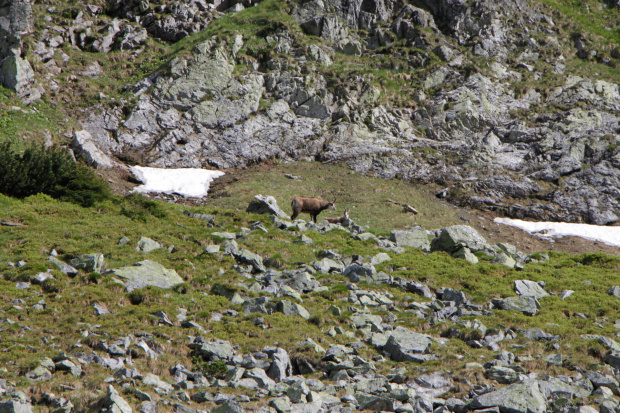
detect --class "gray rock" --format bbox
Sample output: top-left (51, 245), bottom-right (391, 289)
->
top-left (539, 376), bottom-right (593, 399)
top-left (211, 232), bottom-right (237, 240)
top-left (521, 328), bottom-right (558, 341)
top-left (491, 253), bottom-right (517, 269)
top-left (583, 370), bottom-right (619, 395)
top-left (108, 260), bottom-right (184, 292)
top-left (269, 397), bottom-right (291, 413)
top-left (0, 55), bottom-right (34, 95)
top-left (242, 297), bottom-right (273, 315)
top-left (515, 280), bottom-right (549, 299)
top-left (580, 335), bottom-right (620, 352)
top-left (221, 240), bottom-right (239, 255)
top-left (405, 281), bottom-right (434, 299)
top-left (484, 366), bottom-right (520, 384)
top-left (266, 347), bottom-right (292, 383)
top-left (442, 289), bottom-right (468, 305)
top-left (25, 366), bottom-right (52, 382)
top-left (71, 130), bottom-right (120, 170)
top-left (31, 272), bottom-right (53, 284)
top-left (355, 393), bottom-right (397, 411)
top-left (451, 246), bottom-right (479, 264)
top-left (605, 352), bottom-right (620, 370)
top-left (431, 226), bottom-right (488, 253)
top-left (55, 359), bottom-right (82, 376)
top-left (211, 400), bottom-right (246, 413)
top-left (188, 338), bottom-right (235, 361)
top-left (233, 249), bottom-right (266, 273)
top-left (470, 380), bottom-right (547, 413)
top-left (608, 286), bottom-right (620, 299)
top-left (287, 380), bottom-right (310, 403)
top-left (492, 296), bottom-right (540, 316)
top-left (245, 367), bottom-right (276, 389)
top-left (70, 253), bottom-right (105, 274)
top-left (295, 234), bottom-right (313, 245)
top-left (102, 385), bottom-right (132, 413)
top-left (4, 0), bottom-right (34, 36)
top-left (370, 252), bottom-right (391, 265)
top-left (343, 263), bottom-right (377, 283)
top-left (0, 400), bottom-right (33, 413)
top-left (204, 245), bottom-right (220, 254)
top-left (390, 229), bottom-right (431, 251)
top-left (136, 237), bottom-right (162, 253)
top-left (384, 326), bottom-right (433, 362)
top-left (47, 256), bottom-right (78, 276)
top-left (183, 211), bottom-right (215, 225)
top-left (246, 195), bottom-right (289, 219)
top-left (276, 300), bottom-right (310, 319)
top-left (312, 257), bottom-right (344, 273)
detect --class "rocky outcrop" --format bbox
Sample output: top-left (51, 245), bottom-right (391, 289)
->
top-left (107, 260), bottom-right (184, 292)
top-left (0, 0), bottom-right (39, 103)
top-left (28, 0), bottom-right (610, 225)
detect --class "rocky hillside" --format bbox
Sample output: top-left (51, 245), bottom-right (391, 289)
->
top-left (1, 0), bottom-right (620, 226)
top-left (3, 186), bottom-right (620, 413)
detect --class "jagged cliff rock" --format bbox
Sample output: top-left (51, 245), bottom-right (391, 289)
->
top-left (12, 0), bottom-right (620, 224)
top-left (0, 0), bottom-right (40, 102)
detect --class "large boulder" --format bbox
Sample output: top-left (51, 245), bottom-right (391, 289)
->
top-left (188, 338), bottom-right (235, 361)
top-left (108, 260), bottom-right (184, 292)
top-left (0, 55), bottom-right (34, 94)
top-left (71, 130), bottom-right (122, 170)
top-left (101, 385), bottom-right (132, 413)
top-left (383, 327), bottom-right (433, 362)
top-left (389, 229), bottom-right (431, 251)
top-left (515, 280), bottom-right (549, 299)
top-left (246, 195), bottom-right (289, 219)
top-left (0, 401), bottom-right (33, 413)
top-left (233, 249), bottom-right (266, 273)
top-left (492, 296), bottom-right (540, 316)
top-left (6, 0), bottom-right (35, 36)
top-left (431, 225), bottom-right (489, 253)
top-left (69, 253), bottom-right (105, 274)
top-left (470, 380), bottom-right (547, 413)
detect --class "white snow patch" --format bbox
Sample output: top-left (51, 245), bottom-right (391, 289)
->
top-left (494, 217), bottom-right (620, 248)
top-left (131, 166), bottom-right (225, 198)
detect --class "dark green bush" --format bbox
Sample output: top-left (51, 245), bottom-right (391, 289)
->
top-left (120, 193), bottom-right (168, 222)
top-left (575, 252), bottom-right (620, 268)
top-left (0, 142), bottom-right (111, 207)
top-left (190, 357), bottom-right (228, 378)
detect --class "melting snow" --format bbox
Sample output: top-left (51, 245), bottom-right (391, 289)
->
top-left (131, 166), bottom-right (225, 198)
top-left (495, 217), bottom-right (620, 248)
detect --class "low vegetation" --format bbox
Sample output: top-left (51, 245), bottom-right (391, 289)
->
top-left (1, 161), bottom-right (620, 405)
top-left (0, 142), bottom-right (111, 207)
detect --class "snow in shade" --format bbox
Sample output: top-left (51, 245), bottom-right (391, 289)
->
top-left (131, 166), bottom-right (225, 198)
top-left (495, 217), bottom-right (620, 248)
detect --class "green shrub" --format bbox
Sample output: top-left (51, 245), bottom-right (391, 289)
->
top-left (190, 357), bottom-right (228, 378)
top-left (575, 253), bottom-right (620, 268)
top-left (0, 142), bottom-right (111, 207)
top-left (120, 193), bottom-right (168, 222)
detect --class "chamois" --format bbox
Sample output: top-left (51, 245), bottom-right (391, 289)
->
top-left (291, 196), bottom-right (336, 223)
top-left (326, 209), bottom-right (350, 224)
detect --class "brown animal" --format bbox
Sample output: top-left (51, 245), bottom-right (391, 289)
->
top-left (326, 209), bottom-right (350, 224)
top-left (291, 196), bottom-right (336, 223)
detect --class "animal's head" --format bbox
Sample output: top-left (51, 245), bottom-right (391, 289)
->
top-left (328, 198), bottom-right (336, 210)
top-left (343, 209), bottom-right (350, 219)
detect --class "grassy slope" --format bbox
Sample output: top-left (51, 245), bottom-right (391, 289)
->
top-left (0, 1), bottom-right (619, 405)
top-left (1, 164), bottom-right (620, 406)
